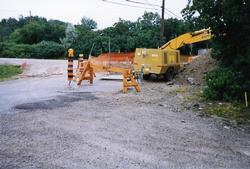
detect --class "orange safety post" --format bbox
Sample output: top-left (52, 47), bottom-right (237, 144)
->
top-left (67, 48), bottom-right (74, 85)
top-left (77, 54), bottom-right (84, 70)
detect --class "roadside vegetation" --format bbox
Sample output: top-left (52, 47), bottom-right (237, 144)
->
top-left (0, 65), bottom-right (22, 81)
top-left (204, 102), bottom-right (250, 124)
top-left (182, 0), bottom-right (250, 102)
top-left (180, 0), bottom-right (250, 124)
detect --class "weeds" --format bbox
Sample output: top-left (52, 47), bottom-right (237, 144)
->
top-left (0, 64), bottom-right (22, 81)
top-left (203, 102), bottom-right (250, 124)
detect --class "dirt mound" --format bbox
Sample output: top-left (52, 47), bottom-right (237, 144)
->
top-left (175, 54), bottom-right (217, 85)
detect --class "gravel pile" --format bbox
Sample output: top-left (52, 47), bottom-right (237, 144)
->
top-left (175, 54), bottom-right (217, 86)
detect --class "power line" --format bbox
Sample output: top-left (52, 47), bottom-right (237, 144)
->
top-left (102, 0), bottom-right (182, 19)
top-left (165, 8), bottom-right (182, 19)
top-left (143, 0), bottom-right (159, 11)
top-left (125, 0), bottom-right (161, 7)
top-left (126, 0), bottom-right (181, 18)
top-left (101, 0), bottom-right (159, 11)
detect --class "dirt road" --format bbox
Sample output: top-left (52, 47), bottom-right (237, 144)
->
top-left (0, 58), bottom-right (249, 169)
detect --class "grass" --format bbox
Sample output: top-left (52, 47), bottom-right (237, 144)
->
top-left (174, 86), bottom-right (187, 93)
top-left (180, 86), bottom-right (250, 125)
top-left (203, 102), bottom-right (250, 124)
top-left (0, 64), bottom-right (23, 81)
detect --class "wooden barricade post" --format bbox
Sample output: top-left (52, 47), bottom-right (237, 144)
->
top-left (122, 69), bottom-right (141, 93)
top-left (77, 61), bottom-right (95, 86)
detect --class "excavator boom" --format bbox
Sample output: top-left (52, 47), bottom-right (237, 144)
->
top-left (160, 28), bottom-right (212, 50)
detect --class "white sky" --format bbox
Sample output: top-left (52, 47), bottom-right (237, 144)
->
top-left (0, 0), bottom-right (188, 29)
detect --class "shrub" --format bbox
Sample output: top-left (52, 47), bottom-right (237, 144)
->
top-left (30, 41), bottom-right (64, 59)
top-left (203, 67), bottom-right (243, 101)
top-left (0, 42), bottom-right (31, 58)
top-left (0, 41), bottom-right (64, 59)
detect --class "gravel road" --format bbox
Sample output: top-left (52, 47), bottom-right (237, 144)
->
top-left (0, 58), bottom-right (250, 169)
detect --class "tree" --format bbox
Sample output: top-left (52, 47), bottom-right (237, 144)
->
top-left (134, 12), bottom-right (161, 48)
top-left (164, 18), bottom-right (189, 41)
top-left (80, 17), bottom-right (97, 30)
top-left (182, 0), bottom-right (250, 100)
top-left (45, 20), bottom-right (66, 43)
top-left (11, 20), bottom-right (47, 44)
top-left (73, 25), bottom-right (97, 57)
top-left (0, 18), bottom-right (20, 41)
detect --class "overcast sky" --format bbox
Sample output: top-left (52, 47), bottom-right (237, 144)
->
top-left (0, 0), bottom-right (188, 29)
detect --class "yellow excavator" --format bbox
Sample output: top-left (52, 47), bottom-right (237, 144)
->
top-left (133, 28), bottom-right (212, 81)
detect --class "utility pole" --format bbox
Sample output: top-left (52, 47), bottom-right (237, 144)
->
top-left (160, 0), bottom-right (165, 46)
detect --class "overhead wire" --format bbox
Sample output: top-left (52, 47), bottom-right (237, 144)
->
top-left (165, 8), bottom-right (182, 19)
top-left (101, 0), bottom-right (159, 11)
top-left (102, 0), bottom-right (182, 19)
top-left (143, 0), bottom-right (159, 10)
top-left (126, 0), bottom-right (182, 18)
top-left (125, 0), bottom-right (161, 7)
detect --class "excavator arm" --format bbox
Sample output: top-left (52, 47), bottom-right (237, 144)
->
top-left (160, 28), bottom-right (212, 50)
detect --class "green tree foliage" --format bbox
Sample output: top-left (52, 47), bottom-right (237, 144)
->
top-left (44, 20), bottom-right (66, 43)
top-left (0, 18), bottom-right (18, 41)
top-left (182, 0), bottom-right (250, 100)
top-left (73, 12), bottom-right (163, 57)
top-left (9, 17), bottom-right (66, 44)
top-left (11, 20), bottom-right (47, 44)
top-left (0, 16), bottom-right (33, 42)
top-left (0, 41), bottom-right (64, 59)
top-left (73, 24), bottom-right (97, 58)
top-left (0, 12), bottom-right (192, 59)
top-left (164, 18), bottom-right (189, 40)
top-left (80, 17), bottom-right (97, 30)
top-left (135, 12), bottom-right (161, 48)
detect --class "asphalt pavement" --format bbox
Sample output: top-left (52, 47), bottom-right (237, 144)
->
top-left (0, 58), bottom-right (121, 113)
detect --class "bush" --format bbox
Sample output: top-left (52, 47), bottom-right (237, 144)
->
top-left (30, 41), bottom-right (65, 59)
top-left (0, 41), bottom-right (64, 59)
top-left (203, 67), bottom-right (243, 101)
top-left (0, 42), bottom-right (31, 58)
